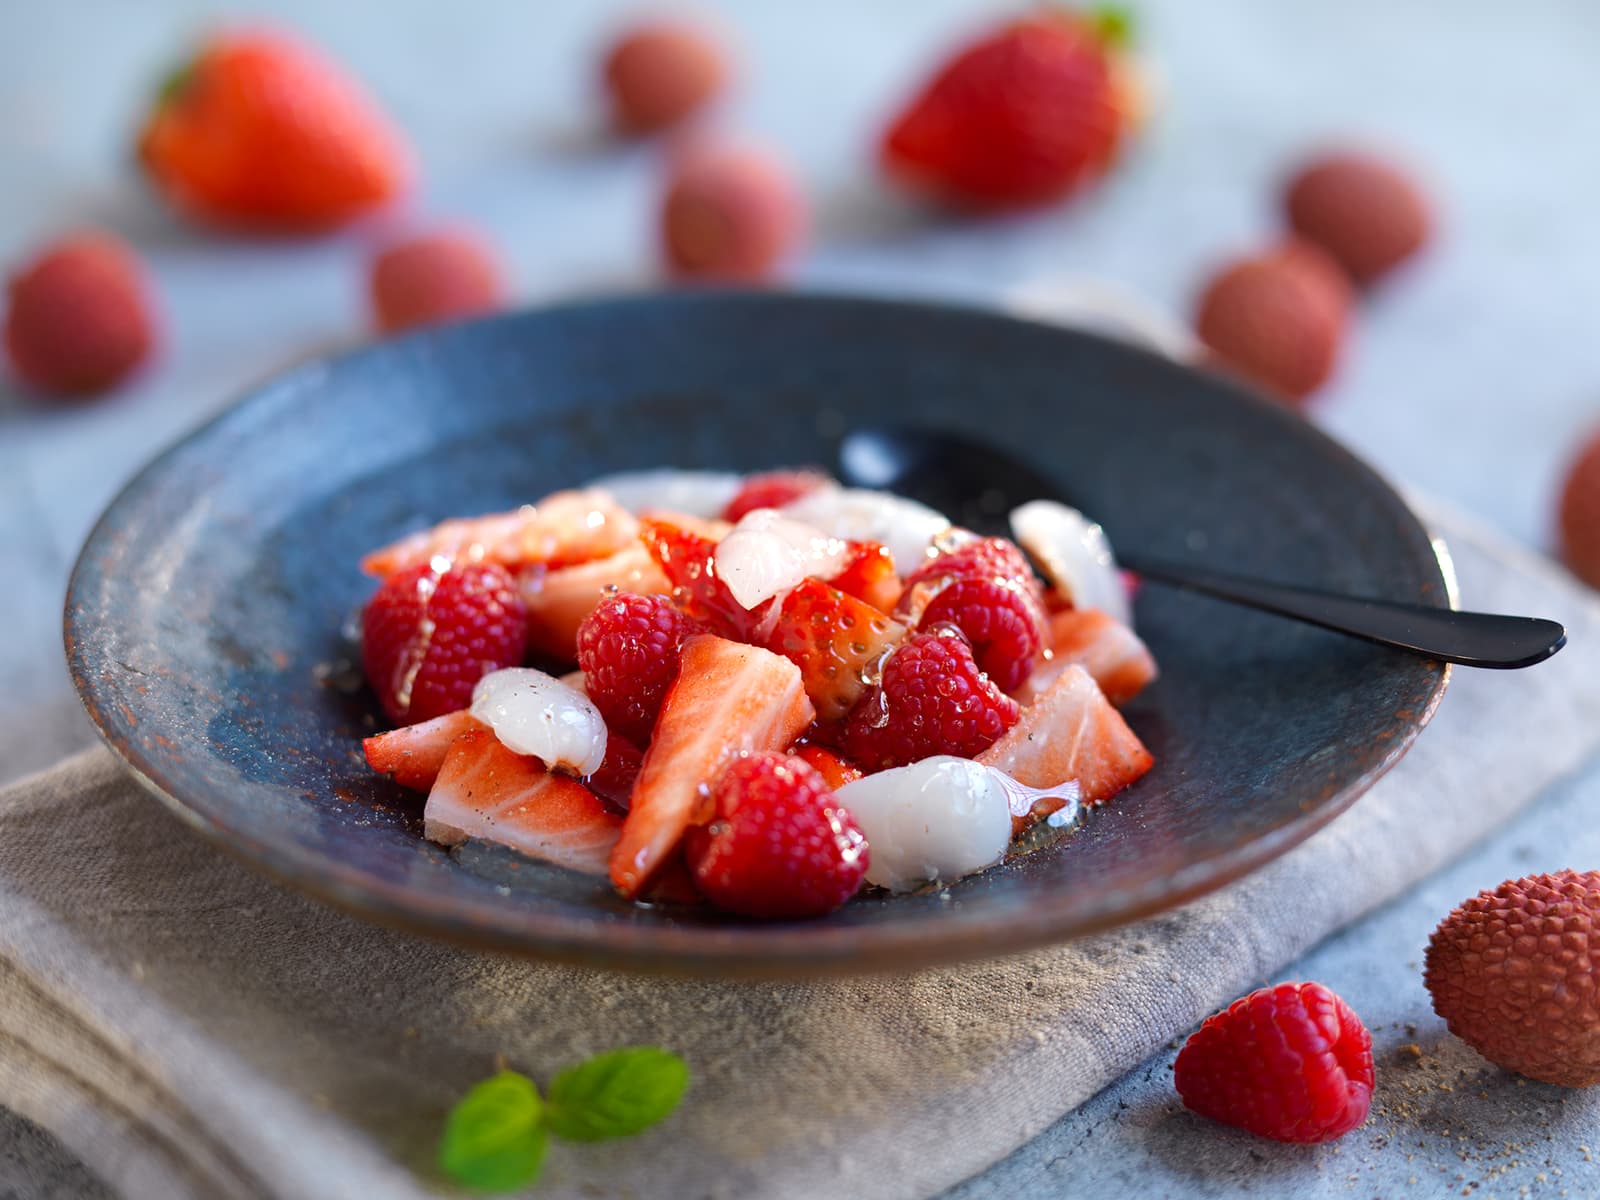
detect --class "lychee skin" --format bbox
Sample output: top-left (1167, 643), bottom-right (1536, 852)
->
top-left (1424, 869), bottom-right (1600, 1087)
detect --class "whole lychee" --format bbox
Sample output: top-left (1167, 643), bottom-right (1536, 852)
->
top-left (1424, 869), bottom-right (1600, 1087)
top-left (1284, 150), bottom-right (1431, 286)
top-left (1558, 430), bottom-right (1600, 590)
top-left (660, 141), bottom-right (805, 282)
top-left (602, 19), bottom-right (730, 135)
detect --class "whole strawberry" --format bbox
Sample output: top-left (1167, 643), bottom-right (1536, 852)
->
top-left (684, 752), bottom-right (869, 918)
top-left (844, 627), bottom-right (1020, 770)
top-left (1194, 240), bottom-right (1352, 404)
top-left (362, 560), bottom-right (527, 726)
top-left (1424, 869), bottom-right (1600, 1087)
top-left (1285, 151), bottom-right (1431, 286)
top-left (1175, 981), bottom-right (1374, 1143)
top-left (881, 10), bottom-right (1140, 211)
top-left (370, 228), bottom-right (504, 334)
top-left (602, 18), bottom-right (731, 135)
top-left (660, 141), bottom-right (805, 281)
top-left (138, 28), bottom-right (412, 231)
top-left (4, 231), bottom-right (157, 398)
top-left (1557, 430), bottom-right (1600, 589)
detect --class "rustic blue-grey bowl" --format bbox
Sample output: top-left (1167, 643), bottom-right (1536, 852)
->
top-left (64, 292), bottom-right (1449, 975)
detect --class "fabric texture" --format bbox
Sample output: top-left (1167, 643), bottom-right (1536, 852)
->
top-left (2, 501), bottom-right (1598, 1200)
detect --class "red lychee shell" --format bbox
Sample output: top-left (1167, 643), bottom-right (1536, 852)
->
top-left (1423, 869), bottom-right (1600, 1087)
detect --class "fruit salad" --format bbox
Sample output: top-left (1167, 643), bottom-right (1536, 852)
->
top-left (357, 468), bottom-right (1156, 919)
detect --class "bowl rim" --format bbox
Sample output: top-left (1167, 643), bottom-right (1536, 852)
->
top-left (63, 288), bottom-right (1452, 977)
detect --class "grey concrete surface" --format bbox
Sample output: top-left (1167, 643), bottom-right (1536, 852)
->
top-left (3, 0), bottom-right (1599, 1196)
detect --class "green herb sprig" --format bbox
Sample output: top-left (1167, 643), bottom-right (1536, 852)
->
top-left (438, 1047), bottom-right (689, 1192)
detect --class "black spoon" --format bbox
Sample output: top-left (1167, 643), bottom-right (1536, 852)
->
top-left (837, 427), bottom-right (1566, 670)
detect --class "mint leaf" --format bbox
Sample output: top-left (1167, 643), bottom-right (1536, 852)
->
top-left (546, 1047), bottom-right (689, 1143)
top-left (438, 1070), bottom-right (548, 1192)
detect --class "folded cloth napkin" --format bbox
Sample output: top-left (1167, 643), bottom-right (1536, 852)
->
top-left (3, 500), bottom-right (1599, 1200)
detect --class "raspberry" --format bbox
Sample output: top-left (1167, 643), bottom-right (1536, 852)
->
top-left (843, 628), bottom-right (1020, 770)
top-left (1174, 981), bottom-right (1374, 1144)
top-left (370, 229), bottom-right (504, 334)
top-left (361, 560), bottom-right (527, 726)
top-left (1558, 430), bottom-right (1600, 590)
top-left (683, 752), bottom-right (868, 918)
top-left (660, 141), bottom-right (805, 282)
top-left (722, 469), bottom-right (831, 523)
top-left (4, 230), bottom-right (157, 398)
top-left (602, 19), bottom-right (730, 135)
top-left (1194, 241), bottom-right (1352, 404)
top-left (576, 593), bottom-right (702, 745)
top-left (901, 536), bottom-right (1045, 691)
top-left (584, 730), bottom-right (644, 812)
top-left (1285, 151), bottom-right (1430, 286)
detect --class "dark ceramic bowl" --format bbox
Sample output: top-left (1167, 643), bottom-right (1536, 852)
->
top-left (65, 292), bottom-right (1449, 975)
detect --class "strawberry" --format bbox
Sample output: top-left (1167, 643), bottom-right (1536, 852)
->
top-left (827, 540), bottom-right (903, 613)
top-left (423, 728), bottom-right (621, 876)
top-left (843, 628), bottom-right (1020, 770)
top-left (1175, 982), bottom-right (1374, 1144)
top-left (765, 579), bottom-right (907, 722)
top-left (577, 593), bottom-right (704, 745)
top-left (880, 10), bottom-right (1139, 211)
top-left (684, 753), bottom-right (869, 918)
top-left (137, 28), bottom-right (412, 231)
top-left (660, 141), bottom-right (805, 281)
top-left (978, 663), bottom-right (1152, 827)
top-left (1194, 240), bottom-right (1352, 405)
top-left (602, 18), bottom-right (731, 135)
top-left (519, 546), bottom-right (672, 662)
top-left (792, 744), bottom-right (865, 791)
top-left (370, 228), bottom-right (504, 334)
top-left (583, 731), bottom-right (644, 812)
top-left (1285, 151), bottom-right (1431, 286)
top-left (638, 516), bottom-right (766, 639)
top-left (610, 635), bottom-right (815, 898)
top-left (4, 231), bottom-right (157, 398)
top-left (361, 560), bottom-right (527, 726)
top-left (721, 469), bottom-right (832, 523)
top-left (362, 489), bottom-right (638, 578)
top-left (362, 709), bottom-right (482, 790)
top-left (1014, 608), bottom-right (1157, 705)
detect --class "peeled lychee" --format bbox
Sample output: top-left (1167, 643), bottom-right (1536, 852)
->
top-left (1424, 869), bottom-right (1600, 1087)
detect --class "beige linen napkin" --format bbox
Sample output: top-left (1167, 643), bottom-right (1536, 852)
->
top-left (3, 501), bottom-right (1599, 1200)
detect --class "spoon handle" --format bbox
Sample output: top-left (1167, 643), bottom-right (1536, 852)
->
top-left (1121, 555), bottom-right (1566, 669)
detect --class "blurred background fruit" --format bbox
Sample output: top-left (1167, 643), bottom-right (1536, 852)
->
top-left (660, 140), bottom-right (804, 280)
top-left (137, 27), bottom-right (412, 231)
top-left (370, 227), bottom-right (505, 333)
top-left (3, 230), bottom-right (157, 398)
top-left (601, 16), bottom-right (731, 135)
top-left (1194, 241), bottom-right (1351, 403)
top-left (1284, 150), bottom-right (1431, 285)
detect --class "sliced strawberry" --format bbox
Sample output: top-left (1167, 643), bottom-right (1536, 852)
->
top-left (362, 709), bottom-right (482, 791)
top-left (362, 488), bottom-right (638, 577)
top-left (792, 743), bottom-right (865, 791)
top-left (423, 727), bottom-right (622, 876)
top-left (638, 516), bottom-right (767, 640)
top-left (610, 634), bottom-right (815, 898)
top-left (518, 544), bottom-right (672, 661)
top-left (828, 540), bottom-right (903, 613)
top-left (1014, 609), bottom-right (1158, 706)
top-left (765, 578), bottom-right (907, 722)
top-left (978, 664), bottom-right (1152, 828)
top-left (721, 469), bottom-right (832, 522)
